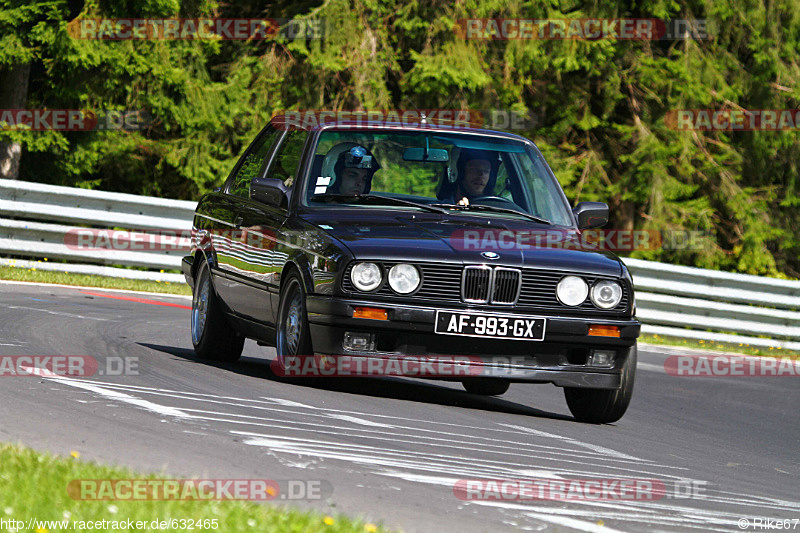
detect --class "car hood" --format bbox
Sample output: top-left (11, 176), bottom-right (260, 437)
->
top-left (300, 209), bottom-right (623, 277)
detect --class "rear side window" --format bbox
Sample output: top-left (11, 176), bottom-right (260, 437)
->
top-left (228, 127), bottom-right (282, 198)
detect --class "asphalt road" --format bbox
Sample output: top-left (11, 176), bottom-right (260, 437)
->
top-left (1, 280), bottom-right (798, 532)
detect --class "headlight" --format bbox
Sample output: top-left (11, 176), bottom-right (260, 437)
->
top-left (388, 264), bottom-right (421, 294)
top-left (556, 276), bottom-right (588, 306)
top-left (350, 262), bottom-right (382, 291)
top-left (591, 280), bottom-right (623, 309)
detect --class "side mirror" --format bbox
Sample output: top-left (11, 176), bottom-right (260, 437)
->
top-left (250, 177), bottom-right (290, 208)
top-left (573, 201), bottom-right (608, 229)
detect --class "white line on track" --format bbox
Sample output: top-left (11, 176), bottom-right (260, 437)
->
top-left (235, 432), bottom-right (794, 531)
top-left (36, 378), bottom-right (689, 472)
top-left (32, 374), bottom-right (800, 532)
top-left (230, 430), bottom-right (688, 481)
top-left (326, 414), bottom-right (397, 427)
top-left (25, 378), bottom-right (684, 471)
top-left (25, 371), bottom-right (193, 418)
top-left (637, 362), bottom-right (666, 372)
top-left (499, 424), bottom-right (642, 461)
top-left (6, 304), bottom-right (116, 321)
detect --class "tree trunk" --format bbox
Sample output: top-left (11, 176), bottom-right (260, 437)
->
top-left (0, 62), bottom-right (31, 180)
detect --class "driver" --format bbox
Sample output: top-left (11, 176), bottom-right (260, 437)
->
top-left (451, 148), bottom-right (498, 203)
top-left (328, 145), bottom-right (380, 195)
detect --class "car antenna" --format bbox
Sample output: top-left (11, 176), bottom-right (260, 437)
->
top-left (401, 96), bottom-right (427, 127)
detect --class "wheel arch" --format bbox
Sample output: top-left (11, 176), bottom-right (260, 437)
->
top-left (193, 249), bottom-right (221, 296)
top-left (279, 253), bottom-right (315, 296)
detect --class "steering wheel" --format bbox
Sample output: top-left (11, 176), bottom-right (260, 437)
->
top-left (471, 195), bottom-right (515, 204)
top-left (470, 195), bottom-right (522, 208)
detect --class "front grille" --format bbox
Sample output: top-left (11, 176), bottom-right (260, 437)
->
top-left (462, 266), bottom-right (491, 303)
top-left (492, 268), bottom-right (521, 304)
top-left (340, 263), bottom-right (629, 315)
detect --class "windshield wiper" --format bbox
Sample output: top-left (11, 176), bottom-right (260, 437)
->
top-left (431, 203), bottom-right (552, 225)
top-left (311, 193), bottom-right (450, 215)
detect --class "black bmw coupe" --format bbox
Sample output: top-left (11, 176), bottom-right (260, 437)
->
top-left (183, 118), bottom-right (641, 423)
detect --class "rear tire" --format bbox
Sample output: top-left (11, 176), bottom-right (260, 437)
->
top-left (462, 378), bottom-right (510, 396)
top-left (191, 259), bottom-right (244, 362)
top-left (564, 344), bottom-right (637, 424)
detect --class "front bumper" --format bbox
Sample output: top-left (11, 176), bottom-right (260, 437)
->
top-left (305, 296), bottom-right (640, 389)
top-left (181, 255), bottom-right (194, 289)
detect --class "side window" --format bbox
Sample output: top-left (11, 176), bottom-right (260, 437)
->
top-left (516, 153), bottom-right (558, 222)
top-left (266, 130), bottom-right (309, 188)
top-left (228, 127), bottom-right (282, 198)
top-left (495, 161), bottom-right (510, 199)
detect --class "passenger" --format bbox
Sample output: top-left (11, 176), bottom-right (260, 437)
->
top-left (442, 148), bottom-right (498, 204)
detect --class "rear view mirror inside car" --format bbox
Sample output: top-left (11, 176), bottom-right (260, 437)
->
top-left (403, 147), bottom-right (449, 162)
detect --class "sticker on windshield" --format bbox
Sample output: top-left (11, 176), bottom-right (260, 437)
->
top-left (314, 176), bottom-right (332, 194)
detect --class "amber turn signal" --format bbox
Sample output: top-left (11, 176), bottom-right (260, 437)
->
top-left (588, 325), bottom-right (620, 337)
top-left (353, 306), bottom-right (388, 320)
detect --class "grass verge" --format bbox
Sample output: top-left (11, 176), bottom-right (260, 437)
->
top-left (0, 443), bottom-right (386, 533)
top-left (0, 266), bottom-right (191, 296)
top-left (639, 333), bottom-right (799, 359)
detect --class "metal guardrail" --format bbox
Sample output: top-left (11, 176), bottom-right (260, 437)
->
top-left (0, 218), bottom-right (186, 270)
top-left (0, 178), bottom-right (192, 283)
top-left (2, 178), bottom-right (799, 350)
top-left (623, 260), bottom-right (800, 350)
top-left (0, 178), bottom-right (195, 229)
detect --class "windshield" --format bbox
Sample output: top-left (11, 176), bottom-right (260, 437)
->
top-left (301, 130), bottom-right (575, 226)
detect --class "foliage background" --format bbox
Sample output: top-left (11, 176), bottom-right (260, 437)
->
top-left (1, 0), bottom-right (798, 277)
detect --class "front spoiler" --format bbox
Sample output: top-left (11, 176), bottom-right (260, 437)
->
top-left (302, 295), bottom-right (639, 389)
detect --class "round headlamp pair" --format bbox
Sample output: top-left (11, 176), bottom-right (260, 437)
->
top-left (556, 276), bottom-right (622, 309)
top-left (350, 263), bottom-right (420, 294)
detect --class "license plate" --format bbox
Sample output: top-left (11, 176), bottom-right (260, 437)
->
top-left (434, 311), bottom-right (546, 341)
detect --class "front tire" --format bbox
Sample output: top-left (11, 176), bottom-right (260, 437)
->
top-left (462, 378), bottom-right (510, 396)
top-left (191, 259), bottom-right (244, 362)
top-left (274, 271), bottom-right (313, 374)
top-left (564, 344), bottom-right (637, 424)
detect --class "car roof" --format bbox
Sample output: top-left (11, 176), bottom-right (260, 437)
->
top-left (270, 116), bottom-right (531, 143)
